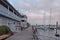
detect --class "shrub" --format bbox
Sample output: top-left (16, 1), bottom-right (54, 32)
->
top-left (0, 25), bottom-right (12, 35)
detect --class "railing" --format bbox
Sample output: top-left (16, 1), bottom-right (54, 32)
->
top-left (0, 4), bottom-right (21, 21)
top-left (33, 25), bottom-right (60, 40)
top-left (33, 31), bottom-right (60, 40)
top-left (37, 34), bottom-right (60, 40)
top-left (0, 10), bottom-right (20, 21)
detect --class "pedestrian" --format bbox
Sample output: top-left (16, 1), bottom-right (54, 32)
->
top-left (21, 27), bottom-right (23, 31)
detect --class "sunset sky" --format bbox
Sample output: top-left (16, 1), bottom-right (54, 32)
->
top-left (8, 0), bottom-right (60, 25)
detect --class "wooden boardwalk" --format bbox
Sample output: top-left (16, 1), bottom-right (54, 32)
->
top-left (6, 27), bottom-right (34, 40)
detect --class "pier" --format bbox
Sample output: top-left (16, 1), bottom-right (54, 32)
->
top-left (0, 0), bottom-right (60, 40)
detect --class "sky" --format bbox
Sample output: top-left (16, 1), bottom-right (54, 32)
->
top-left (7, 0), bottom-right (60, 25)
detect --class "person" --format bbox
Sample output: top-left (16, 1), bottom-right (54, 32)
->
top-left (32, 26), bottom-right (37, 34)
top-left (32, 26), bottom-right (38, 39)
top-left (21, 27), bottom-right (23, 31)
top-left (34, 28), bottom-right (37, 34)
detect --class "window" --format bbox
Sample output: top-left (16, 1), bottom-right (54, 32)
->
top-left (21, 16), bottom-right (24, 18)
top-left (0, 0), bottom-right (8, 9)
top-left (21, 20), bottom-right (25, 22)
top-left (14, 12), bottom-right (16, 15)
top-left (13, 22), bottom-right (15, 24)
top-left (14, 12), bottom-right (20, 16)
top-left (9, 8), bottom-right (13, 12)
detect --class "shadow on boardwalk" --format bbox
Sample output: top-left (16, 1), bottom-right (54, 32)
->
top-left (6, 27), bottom-right (34, 40)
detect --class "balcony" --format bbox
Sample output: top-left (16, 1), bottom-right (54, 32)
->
top-left (0, 4), bottom-right (21, 21)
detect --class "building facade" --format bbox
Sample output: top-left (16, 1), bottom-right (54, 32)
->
top-left (21, 15), bottom-right (28, 28)
top-left (0, 0), bottom-right (21, 32)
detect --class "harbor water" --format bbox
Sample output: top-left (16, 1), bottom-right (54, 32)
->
top-left (35, 25), bottom-right (60, 40)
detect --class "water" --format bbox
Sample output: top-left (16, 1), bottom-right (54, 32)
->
top-left (36, 26), bottom-right (60, 40)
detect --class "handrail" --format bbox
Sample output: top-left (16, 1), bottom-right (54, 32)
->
top-left (0, 10), bottom-right (21, 21)
top-left (35, 29), bottom-right (60, 40)
top-left (37, 35), bottom-right (60, 40)
top-left (0, 4), bottom-right (21, 21)
top-left (32, 26), bottom-right (60, 40)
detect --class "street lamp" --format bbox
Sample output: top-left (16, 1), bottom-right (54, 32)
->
top-left (55, 21), bottom-right (60, 37)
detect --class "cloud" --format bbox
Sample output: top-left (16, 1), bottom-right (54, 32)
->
top-left (36, 0), bottom-right (48, 2)
top-left (8, 0), bottom-right (60, 25)
top-left (23, 2), bottom-right (32, 8)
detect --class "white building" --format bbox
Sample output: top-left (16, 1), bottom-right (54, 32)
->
top-left (0, 0), bottom-right (21, 32)
top-left (21, 15), bottom-right (28, 28)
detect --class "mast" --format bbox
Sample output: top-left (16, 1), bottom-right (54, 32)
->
top-left (49, 8), bottom-right (52, 28)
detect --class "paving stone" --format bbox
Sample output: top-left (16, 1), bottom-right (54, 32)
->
top-left (6, 27), bottom-right (34, 40)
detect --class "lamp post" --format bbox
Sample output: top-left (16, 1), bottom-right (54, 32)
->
top-left (55, 21), bottom-right (60, 37)
top-left (56, 22), bottom-right (58, 34)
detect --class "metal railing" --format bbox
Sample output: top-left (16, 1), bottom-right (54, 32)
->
top-left (32, 25), bottom-right (60, 40)
top-left (37, 34), bottom-right (60, 40)
top-left (0, 4), bottom-right (21, 21)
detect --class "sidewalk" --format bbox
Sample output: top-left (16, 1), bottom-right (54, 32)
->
top-left (6, 27), bottom-right (34, 40)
